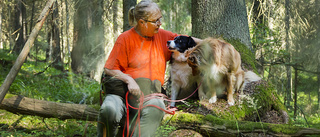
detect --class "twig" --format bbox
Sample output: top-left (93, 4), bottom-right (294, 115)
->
top-left (42, 118), bottom-right (53, 131)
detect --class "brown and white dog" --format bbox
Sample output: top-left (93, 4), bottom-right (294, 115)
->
top-left (186, 38), bottom-right (261, 106)
top-left (167, 36), bottom-right (199, 107)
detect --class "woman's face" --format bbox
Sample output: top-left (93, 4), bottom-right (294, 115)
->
top-left (140, 9), bottom-right (162, 37)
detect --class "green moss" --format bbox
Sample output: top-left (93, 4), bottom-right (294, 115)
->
top-left (226, 39), bottom-right (257, 72)
top-left (164, 112), bottom-right (205, 125)
top-left (268, 124), bottom-right (299, 134)
top-left (88, 104), bottom-right (101, 111)
top-left (205, 114), bottom-right (228, 125)
top-left (4, 93), bottom-right (16, 99)
top-left (205, 114), bottom-right (299, 135)
top-left (176, 112), bottom-right (205, 124)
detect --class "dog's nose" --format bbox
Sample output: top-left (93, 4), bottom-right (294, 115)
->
top-left (167, 41), bottom-right (171, 45)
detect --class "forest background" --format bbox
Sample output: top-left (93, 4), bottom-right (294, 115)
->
top-left (0, 0), bottom-right (319, 136)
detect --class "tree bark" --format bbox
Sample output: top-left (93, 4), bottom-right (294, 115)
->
top-left (29, 0), bottom-right (36, 34)
top-left (71, 0), bottom-right (105, 80)
top-left (294, 68), bottom-right (298, 119)
top-left (191, 0), bottom-right (252, 49)
top-left (285, 0), bottom-right (292, 110)
top-left (123, 0), bottom-right (136, 31)
top-left (0, 95), bottom-right (98, 121)
top-left (12, 0), bottom-right (27, 54)
top-left (317, 0), bottom-right (320, 111)
top-left (0, 0), bottom-right (2, 49)
top-left (0, 0), bottom-right (55, 104)
top-left (49, 1), bottom-right (63, 71)
top-left (165, 112), bottom-right (320, 137)
top-left (65, 0), bottom-right (71, 72)
top-left (318, 63), bottom-right (320, 110)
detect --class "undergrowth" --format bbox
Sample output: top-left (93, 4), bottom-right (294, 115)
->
top-left (0, 50), bottom-right (100, 136)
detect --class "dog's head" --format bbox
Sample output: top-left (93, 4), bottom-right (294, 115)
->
top-left (167, 36), bottom-right (197, 53)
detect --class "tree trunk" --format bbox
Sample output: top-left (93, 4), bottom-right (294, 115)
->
top-left (123, 0), bottom-right (136, 31)
top-left (65, 0), bottom-right (71, 72)
top-left (49, 1), bottom-right (63, 71)
top-left (71, 0), bottom-right (105, 80)
top-left (294, 68), bottom-right (298, 120)
top-left (29, 0), bottom-right (36, 34)
top-left (0, 95), bottom-right (98, 121)
top-left (164, 112), bottom-right (320, 137)
top-left (12, 0), bottom-right (27, 54)
top-left (113, 0), bottom-right (119, 42)
top-left (316, 0), bottom-right (320, 112)
top-left (285, 0), bottom-right (292, 110)
top-left (318, 63), bottom-right (320, 110)
top-left (0, 0), bottom-right (55, 104)
top-left (0, 0), bottom-right (2, 49)
top-left (191, 0), bottom-right (252, 49)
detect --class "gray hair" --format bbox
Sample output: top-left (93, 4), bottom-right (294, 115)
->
top-left (128, 0), bottom-right (160, 26)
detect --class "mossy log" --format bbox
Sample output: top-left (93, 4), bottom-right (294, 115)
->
top-left (0, 95), bottom-right (98, 121)
top-left (1, 96), bottom-right (320, 136)
top-left (164, 112), bottom-right (320, 137)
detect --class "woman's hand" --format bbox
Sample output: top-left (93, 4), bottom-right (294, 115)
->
top-left (127, 78), bottom-right (141, 96)
top-left (104, 68), bottom-right (141, 96)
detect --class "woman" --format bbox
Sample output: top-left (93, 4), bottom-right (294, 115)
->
top-left (97, 0), bottom-right (201, 136)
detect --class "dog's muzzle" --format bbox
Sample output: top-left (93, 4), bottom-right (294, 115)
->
top-left (167, 40), bottom-right (176, 50)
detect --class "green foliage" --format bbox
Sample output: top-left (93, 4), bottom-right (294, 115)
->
top-left (0, 50), bottom-right (100, 136)
top-left (156, 0), bottom-right (192, 35)
top-left (3, 60), bottom-right (101, 104)
top-left (155, 124), bottom-right (177, 137)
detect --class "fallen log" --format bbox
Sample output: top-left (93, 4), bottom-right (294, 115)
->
top-left (1, 95), bottom-right (320, 136)
top-left (164, 112), bottom-right (320, 137)
top-left (0, 95), bottom-right (98, 121)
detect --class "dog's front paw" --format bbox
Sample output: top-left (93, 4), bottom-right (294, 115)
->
top-left (228, 99), bottom-right (235, 106)
top-left (209, 96), bottom-right (217, 104)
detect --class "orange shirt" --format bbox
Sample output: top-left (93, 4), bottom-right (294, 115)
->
top-left (104, 28), bottom-right (178, 85)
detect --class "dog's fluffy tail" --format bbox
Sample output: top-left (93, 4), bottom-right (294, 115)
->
top-left (244, 71), bottom-right (261, 83)
top-left (239, 71), bottom-right (261, 92)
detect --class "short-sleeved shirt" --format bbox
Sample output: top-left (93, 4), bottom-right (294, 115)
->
top-left (104, 28), bottom-right (178, 85)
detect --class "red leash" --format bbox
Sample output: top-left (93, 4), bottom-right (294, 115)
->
top-left (122, 81), bottom-right (202, 137)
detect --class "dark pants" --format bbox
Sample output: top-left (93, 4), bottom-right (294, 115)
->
top-left (97, 76), bottom-right (165, 137)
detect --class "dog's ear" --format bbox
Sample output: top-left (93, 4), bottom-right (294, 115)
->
top-left (188, 36), bottom-right (197, 47)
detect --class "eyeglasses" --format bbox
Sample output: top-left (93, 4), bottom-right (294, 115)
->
top-left (143, 17), bottom-right (162, 25)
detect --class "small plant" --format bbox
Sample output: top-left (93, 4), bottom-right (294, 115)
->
top-left (155, 124), bottom-right (177, 137)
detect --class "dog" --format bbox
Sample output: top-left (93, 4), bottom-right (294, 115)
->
top-left (186, 38), bottom-right (261, 106)
top-left (167, 36), bottom-right (199, 107)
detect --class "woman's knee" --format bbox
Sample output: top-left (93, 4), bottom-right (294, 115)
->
top-left (147, 98), bottom-right (165, 109)
top-left (99, 95), bottom-right (125, 121)
top-left (143, 99), bottom-right (165, 117)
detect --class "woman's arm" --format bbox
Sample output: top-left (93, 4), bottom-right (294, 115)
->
top-left (104, 68), bottom-right (141, 96)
